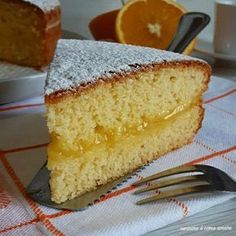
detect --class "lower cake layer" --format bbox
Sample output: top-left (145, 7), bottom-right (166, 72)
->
top-left (48, 105), bottom-right (203, 203)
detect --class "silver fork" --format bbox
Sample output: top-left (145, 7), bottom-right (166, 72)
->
top-left (132, 165), bottom-right (236, 205)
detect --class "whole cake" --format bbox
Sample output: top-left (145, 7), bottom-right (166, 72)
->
top-left (0, 0), bottom-right (61, 68)
top-left (45, 39), bottom-right (211, 203)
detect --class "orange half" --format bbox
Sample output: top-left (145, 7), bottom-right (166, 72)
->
top-left (116, 0), bottom-right (195, 54)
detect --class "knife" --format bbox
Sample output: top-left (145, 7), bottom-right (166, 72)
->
top-left (27, 162), bottom-right (143, 211)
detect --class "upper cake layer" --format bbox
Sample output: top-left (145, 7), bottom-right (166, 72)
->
top-left (45, 39), bottom-right (206, 96)
top-left (23, 0), bottom-right (60, 12)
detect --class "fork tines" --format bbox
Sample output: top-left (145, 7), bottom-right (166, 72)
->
top-left (132, 165), bottom-right (216, 205)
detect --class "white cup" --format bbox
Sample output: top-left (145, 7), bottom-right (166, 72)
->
top-left (213, 0), bottom-right (236, 55)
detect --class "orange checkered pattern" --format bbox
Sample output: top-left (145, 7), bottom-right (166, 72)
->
top-left (0, 76), bottom-right (236, 235)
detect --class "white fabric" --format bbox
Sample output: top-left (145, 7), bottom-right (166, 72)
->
top-left (0, 76), bottom-right (236, 235)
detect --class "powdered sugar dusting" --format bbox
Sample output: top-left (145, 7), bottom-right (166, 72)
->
top-left (45, 39), bottom-right (203, 95)
top-left (23, 0), bottom-right (60, 11)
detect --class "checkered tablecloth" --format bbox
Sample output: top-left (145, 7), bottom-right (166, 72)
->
top-left (0, 76), bottom-right (236, 235)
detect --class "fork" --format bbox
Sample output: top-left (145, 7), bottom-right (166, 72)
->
top-left (132, 165), bottom-right (236, 205)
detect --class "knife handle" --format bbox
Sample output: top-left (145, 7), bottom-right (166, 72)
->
top-left (166, 12), bottom-right (210, 53)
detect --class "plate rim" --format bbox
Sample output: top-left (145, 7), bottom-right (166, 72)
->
top-left (195, 38), bottom-right (236, 61)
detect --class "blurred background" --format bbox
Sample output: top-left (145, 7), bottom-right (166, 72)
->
top-left (59, 0), bottom-right (236, 82)
top-left (60, 0), bottom-right (214, 42)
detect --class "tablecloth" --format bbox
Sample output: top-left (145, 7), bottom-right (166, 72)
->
top-left (0, 76), bottom-right (236, 236)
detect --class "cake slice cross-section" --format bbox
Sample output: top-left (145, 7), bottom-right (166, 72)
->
top-left (45, 39), bottom-right (211, 203)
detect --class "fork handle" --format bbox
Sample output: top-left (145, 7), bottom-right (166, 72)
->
top-left (166, 12), bottom-right (210, 53)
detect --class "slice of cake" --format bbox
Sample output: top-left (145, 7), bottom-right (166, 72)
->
top-left (45, 39), bottom-right (211, 203)
top-left (0, 0), bottom-right (61, 68)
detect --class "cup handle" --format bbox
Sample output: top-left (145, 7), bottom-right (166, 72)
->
top-left (166, 12), bottom-right (210, 53)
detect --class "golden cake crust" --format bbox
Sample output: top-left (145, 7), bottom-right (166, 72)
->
top-left (45, 60), bottom-right (211, 104)
top-left (41, 5), bottom-right (61, 67)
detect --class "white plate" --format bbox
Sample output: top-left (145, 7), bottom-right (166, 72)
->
top-left (195, 39), bottom-right (236, 61)
top-left (0, 62), bottom-right (46, 104)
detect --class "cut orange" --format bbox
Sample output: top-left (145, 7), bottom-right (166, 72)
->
top-left (115, 0), bottom-right (196, 54)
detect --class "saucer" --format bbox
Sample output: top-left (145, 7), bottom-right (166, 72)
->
top-left (195, 39), bottom-right (236, 61)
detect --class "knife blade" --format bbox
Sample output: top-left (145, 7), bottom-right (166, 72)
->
top-left (26, 161), bottom-right (147, 211)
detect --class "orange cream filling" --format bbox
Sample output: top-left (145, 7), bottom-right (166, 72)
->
top-left (48, 104), bottom-right (189, 165)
